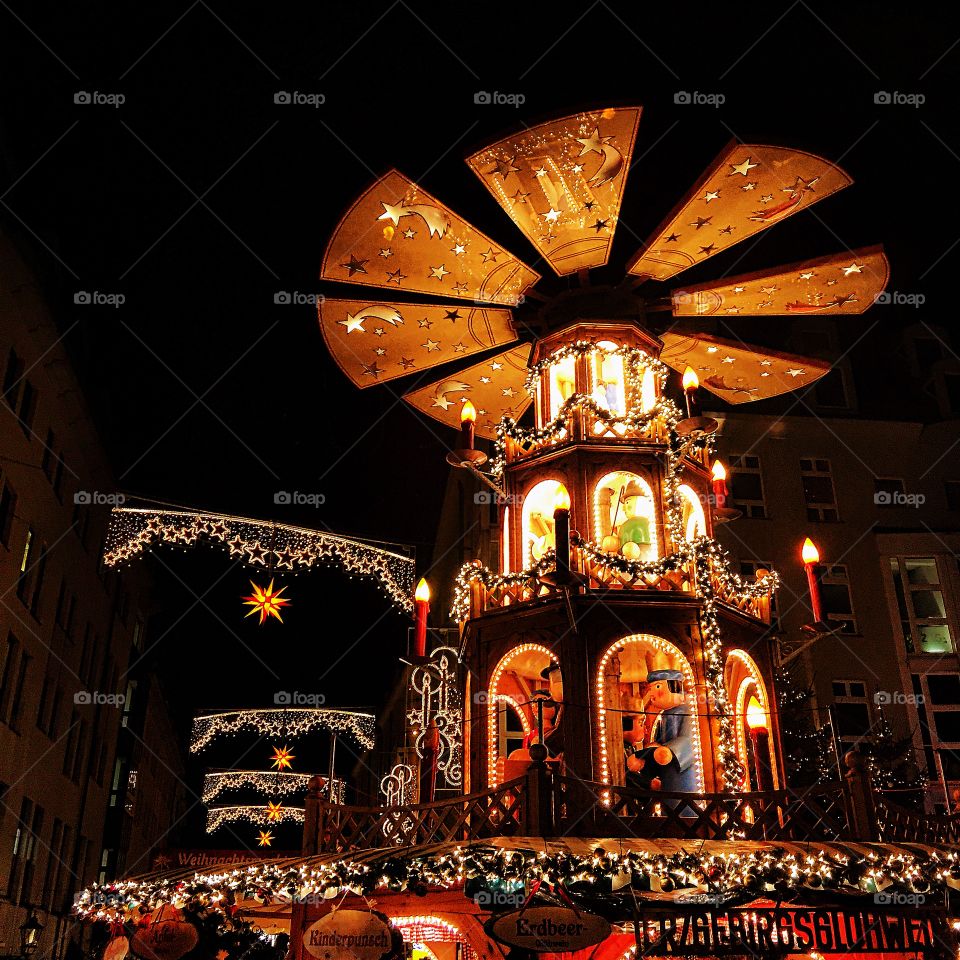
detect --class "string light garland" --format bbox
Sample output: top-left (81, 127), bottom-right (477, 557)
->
top-left (202, 771), bottom-right (344, 804)
top-left (205, 804), bottom-right (304, 833)
top-left (102, 506), bottom-right (415, 614)
top-left (73, 843), bottom-right (960, 925)
top-left (191, 708), bottom-right (376, 753)
top-left (452, 339), bottom-right (779, 791)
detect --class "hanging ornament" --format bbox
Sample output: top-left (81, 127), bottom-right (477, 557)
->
top-left (242, 579), bottom-right (291, 624)
top-left (270, 744), bottom-right (295, 770)
top-left (257, 830), bottom-right (274, 847)
top-left (265, 801), bottom-right (284, 822)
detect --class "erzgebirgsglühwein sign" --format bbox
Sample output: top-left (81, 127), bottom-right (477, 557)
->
top-left (486, 907), bottom-right (611, 953)
top-left (302, 910), bottom-right (393, 960)
top-left (634, 904), bottom-right (951, 956)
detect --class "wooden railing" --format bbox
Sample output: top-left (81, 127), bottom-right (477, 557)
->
top-left (878, 796), bottom-right (960, 844)
top-left (552, 776), bottom-right (850, 842)
top-left (312, 777), bottom-right (526, 853)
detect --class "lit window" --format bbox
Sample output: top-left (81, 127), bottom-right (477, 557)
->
top-left (521, 480), bottom-right (564, 566)
top-left (889, 557), bottom-right (955, 654)
top-left (549, 355), bottom-right (577, 420)
top-left (594, 472), bottom-right (657, 560)
top-left (590, 341), bottom-right (626, 416)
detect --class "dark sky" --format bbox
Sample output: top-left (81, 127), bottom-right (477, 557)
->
top-left (0, 3), bottom-right (956, 731)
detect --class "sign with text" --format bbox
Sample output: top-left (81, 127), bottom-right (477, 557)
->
top-left (486, 907), bottom-right (612, 953)
top-left (302, 910), bottom-right (393, 960)
top-left (131, 906), bottom-right (199, 960)
top-left (634, 904), bottom-right (952, 956)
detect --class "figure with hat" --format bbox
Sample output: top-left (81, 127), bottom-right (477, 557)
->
top-left (625, 668), bottom-right (696, 792)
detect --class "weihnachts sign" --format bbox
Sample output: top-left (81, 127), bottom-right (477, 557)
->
top-left (634, 905), bottom-right (951, 956)
top-left (486, 906), bottom-right (612, 953)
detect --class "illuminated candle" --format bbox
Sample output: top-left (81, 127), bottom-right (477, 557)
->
top-left (801, 537), bottom-right (823, 624)
top-left (459, 400), bottom-right (476, 451)
top-left (413, 577), bottom-right (430, 657)
top-left (745, 695), bottom-right (771, 792)
top-left (711, 459), bottom-right (728, 510)
top-left (553, 484), bottom-right (571, 574)
top-left (682, 366), bottom-right (699, 419)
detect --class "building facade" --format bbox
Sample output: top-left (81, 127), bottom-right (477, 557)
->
top-left (0, 233), bottom-right (185, 958)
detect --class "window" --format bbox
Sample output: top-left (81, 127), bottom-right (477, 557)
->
top-left (889, 557), bottom-right (955, 654)
top-left (729, 454), bottom-right (766, 518)
top-left (548, 354), bottom-right (576, 420)
top-left (589, 341), bottom-right (627, 416)
top-left (8, 798), bottom-right (43, 906)
top-left (0, 478), bottom-right (15, 547)
top-left (820, 564), bottom-right (857, 633)
top-left (41, 818), bottom-right (63, 908)
top-left (16, 380), bottom-right (37, 436)
top-left (521, 479), bottom-right (565, 566)
top-left (41, 431), bottom-right (55, 480)
top-left (874, 477), bottom-right (905, 508)
top-left (16, 529), bottom-right (47, 616)
top-left (831, 680), bottom-right (872, 753)
top-left (2, 348), bottom-right (23, 409)
top-left (800, 458), bottom-right (839, 521)
top-left (593, 472), bottom-right (658, 560)
top-left (0, 634), bottom-right (29, 731)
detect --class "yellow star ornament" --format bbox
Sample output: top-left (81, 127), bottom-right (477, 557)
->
top-left (257, 830), bottom-right (273, 847)
top-left (270, 745), bottom-right (295, 771)
top-left (265, 801), bottom-right (284, 822)
top-left (242, 579), bottom-right (291, 624)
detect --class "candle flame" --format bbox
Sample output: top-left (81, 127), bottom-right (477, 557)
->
top-left (415, 577), bottom-right (431, 602)
top-left (682, 366), bottom-right (699, 391)
top-left (460, 400), bottom-right (476, 424)
top-left (801, 537), bottom-right (820, 565)
top-left (711, 460), bottom-right (727, 481)
top-left (553, 484), bottom-right (571, 512)
top-left (383, 225), bottom-right (395, 241)
top-left (745, 695), bottom-right (767, 731)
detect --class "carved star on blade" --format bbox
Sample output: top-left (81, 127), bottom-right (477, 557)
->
top-left (432, 395), bottom-right (453, 409)
top-left (721, 356), bottom-right (735, 364)
top-left (786, 368), bottom-right (806, 378)
top-left (510, 189), bottom-right (530, 203)
top-left (502, 387), bottom-right (515, 397)
top-left (403, 228), bottom-right (416, 239)
top-left (429, 264), bottom-right (450, 281)
top-left (733, 286), bottom-right (745, 293)
top-left (719, 225), bottom-right (734, 235)
top-left (418, 317), bottom-right (433, 328)
top-left (583, 200), bottom-right (596, 212)
top-left (379, 248), bottom-right (392, 258)
top-left (729, 157), bottom-right (759, 176)
top-left (799, 271), bottom-right (816, 280)
top-left (372, 327), bottom-right (386, 336)
top-left (481, 247), bottom-right (500, 263)
top-left (543, 207), bottom-right (562, 223)
top-left (452, 282), bottom-right (469, 295)
top-left (386, 269), bottom-right (405, 284)
top-left (492, 155), bottom-right (520, 179)
top-left (453, 342), bottom-right (467, 353)
top-left (759, 359), bottom-right (773, 366)
top-left (341, 254), bottom-right (368, 276)
top-left (842, 262), bottom-right (864, 275)
top-left (374, 347), bottom-right (386, 356)
top-left (398, 357), bottom-right (415, 369)
top-left (760, 285), bottom-right (779, 294)
top-left (665, 232), bottom-right (680, 242)
top-left (785, 175), bottom-right (820, 195)
top-left (422, 339), bottom-right (440, 352)
top-left (704, 189), bottom-right (721, 202)
top-left (699, 243), bottom-right (716, 255)
top-left (591, 218), bottom-right (610, 232)
top-left (577, 126), bottom-right (614, 156)
top-left (490, 360), bottom-right (503, 370)
top-left (444, 310), bottom-right (461, 322)
top-left (534, 166), bottom-right (547, 177)
top-left (479, 376), bottom-right (491, 384)
top-left (451, 242), bottom-right (466, 255)
top-left (741, 181), bottom-right (758, 191)
top-left (339, 313), bottom-right (366, 334)
top-left (690, 216), bottom-right (711, 230)
top-left (834, 293), bottom-right (859, 307)
top-left (362, 361), bottom-right (384, 378)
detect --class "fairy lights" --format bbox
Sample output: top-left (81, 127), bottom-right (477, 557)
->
top-left (191, 707), bottom-right (376, 753)
top-left (102, 507), bottom-right (415, 614)
top-left (202, 770), bottom-right (344, 804)
top-left (72, 842), bottom-right (960, 925)
top-left (205, 804), bottom-right (304, 833)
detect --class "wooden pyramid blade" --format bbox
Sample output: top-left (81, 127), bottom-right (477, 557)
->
top-left (660, 331), bottom-right (829, 404)
top-left (403, 344), bottom-right (531, 439)
top-left (318, 298), bottom-right (518, 388)
top-left (321, 169), bottom-right (540, 305)
top-left (627, 143), bottom-right (852, 282)
top-left (466, 106), bottom-right (642, 276)
top-left (671, 246), bottom-right (889, 317)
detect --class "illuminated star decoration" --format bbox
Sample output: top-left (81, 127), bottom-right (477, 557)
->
top-left (242, 579), bottom-right (291, 625)
top-left (270, 745), bottom-right (295, 771)
top-left (265, 801), bottom-right (284, 822)
top-left (257, 830), bottom-right (273, 847)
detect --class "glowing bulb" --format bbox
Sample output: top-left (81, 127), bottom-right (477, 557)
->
top-left (801, 537), bottom-right (820, 565)
top-left (745, 696), bottom-right (766, 731)
top-left (711, 460), bottom-right (727, 481)
top-left (682, 366), bottom-right (699, 391)
top-left (383, 225), bottom-right (395, 241)
top-left (415, 578), bottom-right (431, 602)
top-left (553, 484), bottom-right (571, 512)
top-left (460, 400), bottom-right (476, 424)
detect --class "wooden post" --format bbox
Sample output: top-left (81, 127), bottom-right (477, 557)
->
top-left (524, 759), bottom-right (553, 836)
top-left (843, 749), bottom-right (879, 840)
top-left (302, 774), bottom-right (327, 855)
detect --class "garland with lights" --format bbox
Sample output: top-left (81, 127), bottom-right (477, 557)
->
top-left (191, 708), bottom-right (376, 753)
top-left (73, 842), bottom-right (960, 926)
top-left (102, 507), bottom-right (415, 614)
top-left (205, 804), bottom-right (305, 833)
top-left (202, 771), bottom-right (344, 804)
top-left (452, 340), bottom-right (779, 791)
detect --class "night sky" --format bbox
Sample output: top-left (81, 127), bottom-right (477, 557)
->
top-left (0, 3), bottom-right (956, 795)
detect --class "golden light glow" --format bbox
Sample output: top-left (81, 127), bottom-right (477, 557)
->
top-left (257, 830), bottom-right (273, 847)
top-left (745, 695), bottom-right (767, 731)
top-left (265, 801), bottom-right (283, 822)
top-left (242, 579), bottom-right (291, 625)
top-left (460, 400), bottom-right (476, 424)
top-left (415, 577), bottom-right (431, 603)
top-left (553, 484), bottom-right (571, 512)
top-left (682, 366), bottom-right (699, 391)
top-left (711, 460), bottom-right (727, 482)
top-left (270, 745), bottom-right (295, 771)
top-left (801, 537), bottom-right (820, 565)
top-left (382, 225), bottom-right (395, 241)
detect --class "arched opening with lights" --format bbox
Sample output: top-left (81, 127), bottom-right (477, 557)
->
top-left (677, 484), bottom-right (707, 541)
top-left (596, 634), bottom-right (703, 792)
top-left (487, 643), bottom-right (561, 787)
top-left (593, 471), bottom-right (658, 561)
top-left (725, 649), bottom-right (779, 792)
top-left (520, 479), bottom-right (566, 566)
top-left (389, 916), bottom-right (477, 960)
top-left (590, 340), bottom-right (628, 416)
